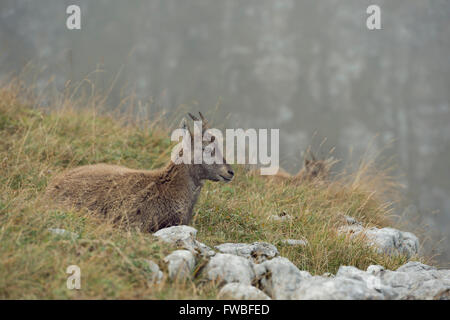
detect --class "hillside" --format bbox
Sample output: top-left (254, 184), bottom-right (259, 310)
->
top-left (0, 79), bottom-right (425, 299)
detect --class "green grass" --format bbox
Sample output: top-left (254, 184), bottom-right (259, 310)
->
top-left (0, 78), bottom-right (426, 299)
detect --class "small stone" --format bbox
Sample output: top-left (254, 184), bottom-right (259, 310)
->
top-left (254, 257), bottom-right (312, 299)
top-left (343, 215), bottom-right (362, 225)
top-left (144, 260), bottom-right (163, 283)
top-left (400, 231), bottom-right (420, 256)
top-left (218, 283), bottom-right (271, 300)
top-left (215, 242), bottom-right (278, 263)
top-left (281, 239), bottom-right (308, 246)
top-left (48, 228), bottom-right (79, 239)
top-left (154, 225), bottom-right (198, 250)
top-left (293, 276), bottom-right (385, 300)
top-left (154, 226), bottom-right (216, 257)
top-left (337, 224), bottom-right (365, 237)
top-left (163, 250), bottom-right (196, 281)
top-left (206, 253), bottom-right (255, 285)
top-left (269, 213), bottom-right (293, 222)
top-left (366, 227), bottom-right (419, 257)
top-left (338, 225), bottom-right (419, 257)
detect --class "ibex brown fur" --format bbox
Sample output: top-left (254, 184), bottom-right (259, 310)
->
top-left (45, 112), bottom-right (234, 232)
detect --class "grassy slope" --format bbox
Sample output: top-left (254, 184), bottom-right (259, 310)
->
top-left (0, 80), bottom-right (423, 299)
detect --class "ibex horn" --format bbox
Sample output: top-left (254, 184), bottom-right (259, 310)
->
top-left (199, 111), bottom-right (209, 126)
top-left (188, 113), bottom-right (199, 121)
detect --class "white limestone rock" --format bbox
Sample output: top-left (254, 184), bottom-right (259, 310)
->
top-left (48, 228), bottom-right (79, 239)
top-left (269, 213), bottom-right (293, 222)
top-left (214, 242), bottom-right (278, 263)
top-left (144, 259), bottom-right (164, 283)
top-left (336, 266), bottom-right (398, 299)
top-left (163, 250), bottom-right (196, 281)
top-left (254, 257), bottom-right (312, 299)
top-left (293, 276), bottom-right (385, 300)
top-left (154, 225), bottom-right (197, 248)
top-left (281, 239), bottom-right (308, 246)
top-left (218, 283), bottom-right (271, 300)
top-left (206, 253), bottom-right (255, 285)
top-left (366, 264), bottom-right (385, 276)
top-left (153, 225), bottom-right (215, 257)
top-left (377, 263), bottom-right (450, 300)
top-left (336, 262), bottom-right (450, 300)
top-left (338, 224), bottom-right (419, 257)
top-left (343, 215), bottom-right (362, 225)
top-left (194, 240), bottom-right (216, 257)
top-left (396, 261), bottom-right (436, 273)
top-left (404, 279), bottom-right (450, 300)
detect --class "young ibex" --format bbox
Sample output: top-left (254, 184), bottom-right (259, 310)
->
top-left (293, 152), bottom-right (331, 183)
top-left (260, 151), bottom-right (332, 184)
top-left (45, 112), bottom-right (234, 232)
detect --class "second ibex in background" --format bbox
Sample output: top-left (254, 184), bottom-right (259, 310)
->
top-left (45, 112), bottom-right (234, 232)
top-left (258, 150), bottom-right (334, 184)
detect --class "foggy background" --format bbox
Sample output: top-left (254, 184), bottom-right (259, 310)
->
top-left (1, 0), bottom-right (449, 264)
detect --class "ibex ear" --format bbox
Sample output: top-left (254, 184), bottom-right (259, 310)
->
top-left (188, 113), bottom-right (199, 121)
top-left (304, 158), bottom-right (311, 167)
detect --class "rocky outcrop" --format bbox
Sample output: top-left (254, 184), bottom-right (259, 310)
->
top-left (149, 225), bottom-right (449, 300)
top-left (269, 213), bottom-right (293, 222)
top-left (323, 262), bottom-right (450, 300)
top-left (338, 219), bottom-right (419, 257)
top-left (368, 261), bottom-right (450, 300)
top-left (279, 261), bottom-right (449, 300)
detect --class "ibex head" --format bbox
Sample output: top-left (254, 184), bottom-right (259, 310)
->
top-left (178, 112), bottom-right (234, 183)
top-left (303, 150), bottom-right (330, 180)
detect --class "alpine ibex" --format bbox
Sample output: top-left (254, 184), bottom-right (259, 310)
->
top-left (45, 112), bottom-right (234, 232)
top-left (258, 151), bottom-right (332, 184)
top-left (294, 151), bottom-right (331, 183)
